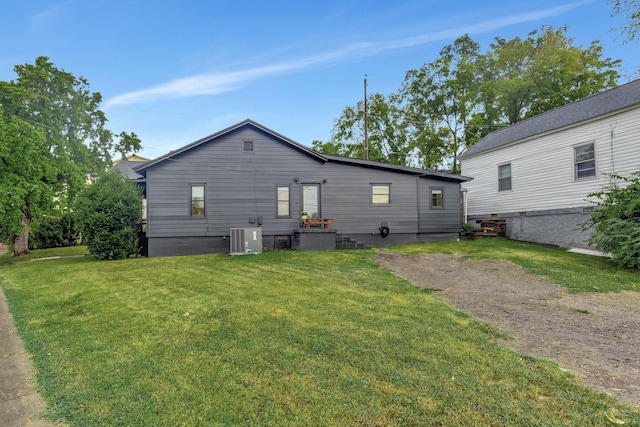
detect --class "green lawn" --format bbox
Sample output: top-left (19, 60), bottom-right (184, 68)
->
top-left (0, 242), bottom-right (638, 426)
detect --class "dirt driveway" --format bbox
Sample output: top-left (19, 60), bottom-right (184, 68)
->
top-left (374, 252), bottom-right (640, 407)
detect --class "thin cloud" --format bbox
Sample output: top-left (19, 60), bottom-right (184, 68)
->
top-left (30, 2), bottom-right (70, 30)
top-left (104, 2), bottom-right (589, 108)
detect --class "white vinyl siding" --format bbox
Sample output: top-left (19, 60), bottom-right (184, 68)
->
top-left (461, 106), bottom-right (640, 215)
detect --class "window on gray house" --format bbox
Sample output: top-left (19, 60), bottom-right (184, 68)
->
top-left (498, 163), bottom-right (512, 191)
top-left (371, 184), bottom-right (391, 205)
top-left (276, 186), bottom-right (290, 217)
top-left (430, 188), bottom-right (443, 208)
top-left (243, 141), bottom-right (254, 152)
top-left (191, 185), bottom-right (205, 216)
top-left (574, 142), bottom-right (595, 179)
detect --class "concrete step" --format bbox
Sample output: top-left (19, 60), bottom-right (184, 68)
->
top-left (335, 234), bottom-right (370, 250)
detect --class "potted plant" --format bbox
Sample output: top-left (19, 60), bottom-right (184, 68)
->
top-left (300, 211), bottom-right (308, 219)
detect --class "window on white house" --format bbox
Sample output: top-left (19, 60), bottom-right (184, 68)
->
top-left (191, 185), bottom-right (205, 216)
top-left (371, 184), bottom-right (391, 205)
top-left (276, 186), bottom-right (290, 217)
top-left (574, 142), bottom-right (595, 179)
top-left (498, 164), bottom-right (512, 191)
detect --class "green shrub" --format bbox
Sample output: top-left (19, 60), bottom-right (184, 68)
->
top-left (462, 222), bottom-right (482, 232)
top-left (30, 212), bottom-right (79, 249)
top-left (582, 173), bottom-right (640, 269)
top-left (75, 170), bottom-right (143, 260)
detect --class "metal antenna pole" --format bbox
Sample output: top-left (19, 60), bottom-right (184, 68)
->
top-left (364, 74), bottom-right (368, 160)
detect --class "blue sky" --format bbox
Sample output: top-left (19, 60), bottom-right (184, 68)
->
top-left (2, 0), bottom-right (638, 159)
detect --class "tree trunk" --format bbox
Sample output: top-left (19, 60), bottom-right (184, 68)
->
top-left (13, 214), bottom-right (30, 257)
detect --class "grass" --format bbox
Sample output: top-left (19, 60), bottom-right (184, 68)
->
top-left (0, 245), bottom-right (87, 267)
top-left (390, 237), bottom-right (640, 293)
top-left (0, 244), bottom-right (639, 426)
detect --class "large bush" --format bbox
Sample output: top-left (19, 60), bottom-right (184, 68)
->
top-left (30, 212), bottom-right (79, 249)
top-left (582, 173), bottom-right (640, 269)
top-left (76, 170), bottom-right (143, 260)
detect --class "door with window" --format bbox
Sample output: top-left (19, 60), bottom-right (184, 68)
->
top-left (302, 184), bottom-right (320, 217)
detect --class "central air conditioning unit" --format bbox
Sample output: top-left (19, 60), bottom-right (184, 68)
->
top-left (229, 227), bottom-right (263, 255)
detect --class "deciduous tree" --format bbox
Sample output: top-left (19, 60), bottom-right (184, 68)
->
top-left (480, 26), bottom-right (619, 124)
top-left (320, 26), bottom-right (620, 173)
top-left (400, 34), bottom-right (483, 173)
top-left (0, 91), bottom-right (51, 255)
top-left (0, 57), bottom-right (141, 256)
top-left (609, 0), bottom-right (640, 43)
top-left (313, 93), bottom-right (411, 165)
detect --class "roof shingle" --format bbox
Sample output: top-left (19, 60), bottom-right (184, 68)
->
top-left (458, 78), bottom-right (640, 160)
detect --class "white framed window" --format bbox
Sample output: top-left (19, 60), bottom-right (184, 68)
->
top-left (371, 184), bottom-right (391, 205)
top-left (574, 142), bottom-right (596, 179)
top-left (276, 186), bottom-right (290, 218)
top-left (498, 163), bottom-right (512, 192)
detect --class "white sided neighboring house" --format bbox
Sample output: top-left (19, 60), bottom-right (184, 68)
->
top-left (459, 78), bottom-right (640, 249)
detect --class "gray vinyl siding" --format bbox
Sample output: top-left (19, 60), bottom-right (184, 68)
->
top-left (143, 126), bottom-right (463, 255)
top-left (315, 164), bottom-right (416, 235)
top-left (146, 128), bottom-right (320, 238)
top-left (417, 178), bottom-right (461, 233)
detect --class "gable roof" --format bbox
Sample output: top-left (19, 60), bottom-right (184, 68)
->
top-left (458, 78), bottom-right (640, 160)
top-left (134, 119), bottom-right (324, 172)
top-left (111, 159), bottom-right (147, 181)
top-left (113, 154), bottom-right (151, 165)
top-left (134, 119), bottom-right (469, 182)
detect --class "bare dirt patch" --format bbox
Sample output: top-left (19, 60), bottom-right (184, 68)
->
top-left (374, 251), bottom-right (640, 407)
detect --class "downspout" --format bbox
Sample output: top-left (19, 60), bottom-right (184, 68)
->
top-left (145, 169), bottom-right (151, 237)
top-left (416, 175), bottom-right (421, 233)
top-left (609, 120), bottom-right (617, 187)
top-left (461, 187), bottom-right (468, 225)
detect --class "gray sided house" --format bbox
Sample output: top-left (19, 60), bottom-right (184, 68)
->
top-left (459, 78), bottom-right (640, 249)
top-left (111, 155), bottom-right (150, 223)
top-left (134, 120), bottom-right (469, 257)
